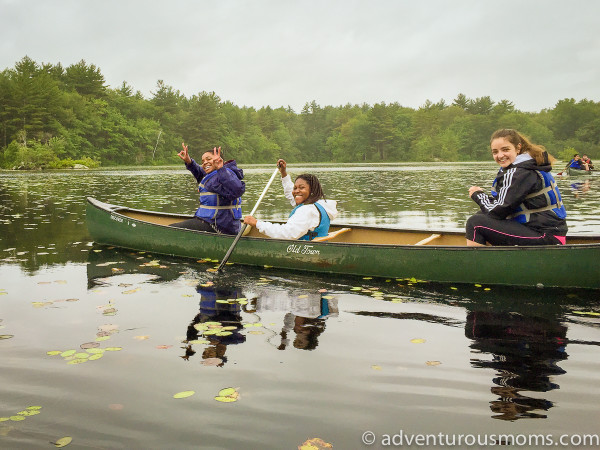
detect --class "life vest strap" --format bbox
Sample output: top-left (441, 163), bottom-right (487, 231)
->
top-left (197, 204), bottom-right (239, 210)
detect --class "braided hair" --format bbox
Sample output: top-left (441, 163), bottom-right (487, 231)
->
top-left (295, 174), bottom-right (325, 205)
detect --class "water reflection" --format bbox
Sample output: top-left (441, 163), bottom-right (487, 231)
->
top-left (465, 310), bottom-right (567, 421)
top-left (182, 282), bottom-right (246, 366)
top-left (81, 245), bottom-right (600, 426)
top-left (252, 288), bottom-right (338, 351)
top-left (569, 179), bottom-right (591, 199)
top-left (348, 282), bottom-right (600, 422)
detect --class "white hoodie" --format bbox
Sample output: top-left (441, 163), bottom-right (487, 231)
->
top-left (255, 174), bottom-right (338, 240)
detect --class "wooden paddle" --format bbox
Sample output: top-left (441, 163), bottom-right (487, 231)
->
top-left (217, 167), bottom-right (280, 271)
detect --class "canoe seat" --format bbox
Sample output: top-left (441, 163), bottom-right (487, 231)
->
top-left (414, 233), bottom-right (441, 246)
top-left (313, 227), bottom-right (352, 242)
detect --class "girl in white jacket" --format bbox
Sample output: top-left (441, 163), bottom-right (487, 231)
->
top-left (243, 159), bottom-right (338, 240)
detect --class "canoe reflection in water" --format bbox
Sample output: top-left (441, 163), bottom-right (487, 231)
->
top-left (465, 311), bottom-right (568, 421)
top-left (249, 288), bottom-right (339, 351)
top-left (182, 283), bottom-right (246, 366)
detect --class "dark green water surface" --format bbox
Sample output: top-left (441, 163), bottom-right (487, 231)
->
top-left (1, 164), bottom-right (599, 449)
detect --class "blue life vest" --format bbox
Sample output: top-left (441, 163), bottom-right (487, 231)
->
top-left (568, 159), bottom-right (583, 169)
top-left (195, 170), bottom-right (242, 225)
top-left (289, 202), bottom-right (330, 241)
top-left (492, 170), bottom-right (567, 223)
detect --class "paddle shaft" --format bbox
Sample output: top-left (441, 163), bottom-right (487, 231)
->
top-left (217, 167), bottom-right (280, 271)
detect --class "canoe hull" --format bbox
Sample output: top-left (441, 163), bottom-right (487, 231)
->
top-left (567, 167), bottom-right (594, 177)
top-left (86, 198), bottom-right (600, 289)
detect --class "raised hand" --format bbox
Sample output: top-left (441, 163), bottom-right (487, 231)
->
top-left (178, 142), bottom-right (192, 164)
top-left (212, 146), bottom-right (224, 169)
top-left (277, 159), bottom-right (287, 177)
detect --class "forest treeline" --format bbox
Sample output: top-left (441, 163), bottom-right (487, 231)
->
top-left (1, 56), bottom-right (599, 169)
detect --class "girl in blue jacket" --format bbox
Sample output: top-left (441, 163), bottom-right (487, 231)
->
top-left (171, 143), bottom-right (245, 235)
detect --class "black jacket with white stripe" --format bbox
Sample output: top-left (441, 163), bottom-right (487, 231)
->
top-left (471, 153), bottom-right (568, 236)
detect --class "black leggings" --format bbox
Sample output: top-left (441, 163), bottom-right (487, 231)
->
top-left (170, 217), bottom-right (217, 232)
top-left (466, 213), bottom-right (564, 246)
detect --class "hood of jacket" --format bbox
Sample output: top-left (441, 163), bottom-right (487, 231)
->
top-left (508, 152), bottom-right (552, 173)
top-left (316, 198), bottom-right (338, 221)
top-left (223, 159), bottom-right (244, 180)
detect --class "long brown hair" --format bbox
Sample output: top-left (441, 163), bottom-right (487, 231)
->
top-left (490, 129), bottom-right (555, 165)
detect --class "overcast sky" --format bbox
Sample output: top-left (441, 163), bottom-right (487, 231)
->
top-left (2, 0), bottom-right (599, 112)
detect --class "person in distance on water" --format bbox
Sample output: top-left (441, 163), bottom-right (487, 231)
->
top-left (171, 143), bottom-right (245, 235)
top-left (581, 154), bottom-right (594, 170)
top-left (466, 129), bottom-right (567, 247)
top-left (566, 154), bottom-right (588, 171)
top-left (243, 159), bottom-right (338, 240)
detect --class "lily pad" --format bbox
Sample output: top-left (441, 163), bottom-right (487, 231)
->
top-left (299, 437), bottom-right (333, 449)
top-left (173, 390), bottom-right (195, 399)
top-left (53, 436), bottom-right (72, 447)
top-left (67, 359), bottom-right (87, 365)
top-left (86, 348), bottom-right (105, 354)
top-left (214, 387), bottom-right (239, 402)
top-left (80, 342), bottom-right (100, 349)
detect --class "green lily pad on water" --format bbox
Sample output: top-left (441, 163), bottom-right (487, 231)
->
top-left (173, 390), bottom-right (195, 399)
top-left (214, 387), bottom-right (239, 402)
top-left (53, 436), bottom-right (72, 448)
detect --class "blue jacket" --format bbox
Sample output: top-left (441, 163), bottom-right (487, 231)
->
top-left (186, 159), bottom-right (245, 235)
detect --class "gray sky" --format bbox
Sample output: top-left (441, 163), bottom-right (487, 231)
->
top-left (2, 0), bottom-right (599, 112)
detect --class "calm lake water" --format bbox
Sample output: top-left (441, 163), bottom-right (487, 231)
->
top-left (1, 164), bottom-right (599, 449)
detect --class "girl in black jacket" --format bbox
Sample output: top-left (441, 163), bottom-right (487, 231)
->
top-left (466, 129), bottom-right (567, 246)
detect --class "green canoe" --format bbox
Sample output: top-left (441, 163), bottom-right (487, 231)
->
top-left (86, 197), bottom-right (600, 290)
top-left (567, 167), bottom-right (595, 177)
